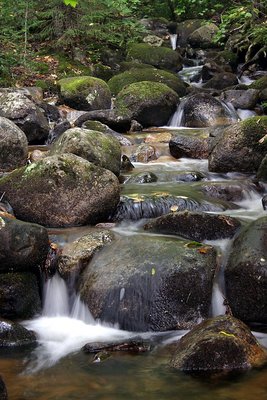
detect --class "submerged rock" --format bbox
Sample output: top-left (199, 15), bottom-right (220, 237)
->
top-left (209, 116), bottom-right (267, 173)
top-left (0, 154), bottom-right (120, 227)
top-left (0, 215), bottom-right (49, 273)
top-left (0, 319), bottom-right (36, 347)
top-left (0, 117), bottom-right (28, 172)
top-left (83, 339), bottom-right (151, 354)
top-left (169, 135), bottom-right (211, 159)
top-left (225, 216), bottom-right (267, 324)
top-left (79, 233), bottom-right (217, 331)
top-left (170, 315), bottom-right (267, 375)
top-left (0, 272), bottom-right (41, 320)
top-left (49, 127), bottom-right (121, 176)
top-left (144, 211), bottom-right (241, 241)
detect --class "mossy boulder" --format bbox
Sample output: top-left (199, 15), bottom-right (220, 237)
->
top-left (170, 315), bottom-right (267, 375)
top-left (188, 23), bottom-right (219, 48)
top-left (202, 72), bottom-right (238, 90)
top-left (79, 233), bottom-right (217, 331)
top-left (0, 117), bottom-right (28, 172)
top-left (81, 120), bottom-right (131, 146)
top-left (58, 76), bottom-right (112, 111)
top-left (0, 216), bottom-right (49, 273)
top-left (108, 68), bottom-right (187, 96)
top-left (49, 127), bottom-right (121, 176)
top-left (225, 216), bottom-right (267, 324)
top-left (250, 76), bottom-right (267, 91)
top-left (114, 81), bottom-right (179, 127)
top-left (126, 43), bottom-right (183, 72)
top-left (176, 19), bottom-right (204, 46)
top-left (0, 153), bottom-right (120, 227)
top-left (0, 272), bottom-right (41, 319)
top-left (0, 319), bottom-right (36, 347)
top-left (209, 116), bottom-right (267, 173)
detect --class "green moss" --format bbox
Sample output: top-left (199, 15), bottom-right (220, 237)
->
top-left (126, 43), bottom-right (182, 71)
top-left (119, 61), bottom-right (154, 71)
top-left (241, 115), bottom-right (267, 131)
top-left (250, 76), bottom-right (267, 91)
top-left (116, 81), bottom-right (177, 104)
top-left (58, 76), bottom-right (108, 96)
top-left (108, 67), bottom-right (186, 96)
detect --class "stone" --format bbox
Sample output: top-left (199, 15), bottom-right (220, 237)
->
top-left (169, 134), bottom-right (211, 159)
top-left (220, 89), bottom-right (259, 110)
top-left (0, 319), bottom-right (36, 347)
top-left (202, 72), bottom-right (238, 90)
top-left (0, 117), bottom-right (28, 172)
top-left (0, 153), bottom-right (120, 227)
top-left (170, 315), bottom-right (267, 375)
top-left (188, 23), bottom-right (219, 48)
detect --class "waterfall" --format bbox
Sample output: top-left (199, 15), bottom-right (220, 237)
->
top-left (170, 33), bottom-right (178, 50)
top-left (168, 99), bottom-right (186, 127)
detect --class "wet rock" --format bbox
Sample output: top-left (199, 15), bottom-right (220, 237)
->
top-left (129, 120), bottom-right (143, 133)
top-left (0, 117), bottom-right (28, 172)
top-left (74, 109), bottom-right (132, 133)
top-left (169, 135), bottom-right (211, 159)
top-left (209, 116), bottom-right (267, 173)
top-left (144, 211), bottom-right (241, 241)
top-left (220, 89), bottom-right (259, 110)
top-left (46, 120), bottom-right (71, 144)
top-left (82, 120), bottom-right (132, 146)
top-left (58, 229), bottom-right (115, 280)
top-left (29, 149), bottom-right (47, 163)
top-left (83, 339), bottom-right (151, 354)
top-left (111, 194), bottom-right (228, 222)
top-left (188, 23), bottom-right (219, 49)
top-left (176, 19), bottom-right (204, 46)
top-left (125, 171), bottom-right (158, 184)
top-left (49, 127), bottom-right (121, 176)
top-left (202, 72), bottom-right (238, 90)
top-left (0, 154), bottom-right (120, 227)
top-left (40, 102), bottom-right (61, 123)
top-left (79, 234), bottom-right (217, 331)
top-left (58, 76), bottom-right (112, 111)
top-left (0, 376), bottom-right (8, 400)
top-left (0, 91), bottom-right (49, 144)
top-left (0, 216), bottom-right (49, 273)
top-left (120, 155), bottom-right (134, 172)
top-left (0, 319), bottom-right (36, 347)
top-left (181, 93), bottom-right (238, 127)
top-left (114, 81), bottom-right (179, 128)
top-left (0, 272), bottom-right (41, 319)
top-left (225, 217), bottom-right (267, 324)
top-left (199, 181), bottom-right (262, 202)
top-left (170, 315), bottom-right (267, 375)
top-left (200, 62), bottom-right (227, 82)
top-left (126, 43), bottom-right (183, 72)
top-left (131, 144), bottom-right (159, 163)
top-left (262, 195), bottom-right (267, 210)
top-left (257, 154), bottom-right (267, 182)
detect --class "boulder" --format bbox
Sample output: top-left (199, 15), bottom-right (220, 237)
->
top-left (125, 171), bottom-right (158, 184)
top-left (209, 116), bottom-right (267, 173)
top-left (131, 144), bottom-right (159, 163)
top-left (81, 120), bottom-right (132, 146)
top-left (188, 23), bottom-right (219, 48)
top-left (49, 127), bottom-right (121, 176)
top-left (220, 89), bottom-right (259, 110)
top-left (108, 68), bottom-right (187, 96)
top-left (79, 233), bottom-right (217, 331)
top-left (0, 216), bottom-right (49, 273)
top-left (58, 229), bottom-right (115, 280)
top-left (0, 319), bottom-right (36, 347)
top-left (0, 91), bottom-right (49, 144)
top-left (58, 76), bottom-right (112, 111)
top-left (200, 181), bottom-right (263, 202)
top-left (169, 135), bottom-right (211, 159)
top-left (250, 76), bottom-right (267, 91)
top-left (257, 154), bottom-right (267, 182)
top-left (202, 72), bottom-right (238, 90)
top-left (170, 315), bottom-right (267, 375)
top-left (144, 211), bottom-right (241, 241)
top-left (0, 272), bottom-right (41, 319)
top-left (0, 153), bottom-right (120, 227)
top-left (181, 93), bottom-right (238, 127)
top-left (176, 19), bottom-right (204, 46)
top-left (0, 117), bottom-right (28, 172)
top-left (74, 109), bottom-right (132, 133)
top-left (114, 81), bottom-right (179, 127)
top-left (225, 217), bottom-right (267, 324)
top-left (126, 43), bottom-right (183, 72)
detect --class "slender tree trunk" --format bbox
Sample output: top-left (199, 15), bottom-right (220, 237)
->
top-left (23, 0), bottom-right (29, 66)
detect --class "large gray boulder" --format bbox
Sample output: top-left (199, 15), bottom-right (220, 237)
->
top-left (0, 117), bottom-right (28, 172)
top-left (0, 319), bottom-right (36, 347)
top-left (220, 89), bottom-right (260, 110)
top-left (0, 272), bottom-right (41, 319)
top-left (0, 215), bottom-right (49, 273)
top-left (202, 72), bottom-right (238, 90)
top-left (225, 217), bottom-right (267, 324)
top-left (0, 154), bottom-right (120, 227)
top-left (0, 91), bottom-right (49, 143)
top-left (188, 23), bottom-right (219, 48)
top-left (181, 93), bottom-right (238, 127)
top-left (170, 315), bottom-right (267, 375)
top-left (209, 116), bottom-right (267, 173)
top-left (79, 233), bottom-right (217, 331)
top-left (49, 127), bottom-right (121, 176)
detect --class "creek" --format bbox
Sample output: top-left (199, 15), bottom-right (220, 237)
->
top-left (1, 64), bottom-right (267, 399)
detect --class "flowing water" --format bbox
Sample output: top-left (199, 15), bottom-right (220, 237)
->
top-left (1, 67), bottom-right (267, 399)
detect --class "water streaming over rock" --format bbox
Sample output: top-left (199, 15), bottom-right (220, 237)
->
top-left (169, 34), bottom-right (178, 50)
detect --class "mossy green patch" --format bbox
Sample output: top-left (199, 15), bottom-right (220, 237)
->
top-left (250, 76), bottom-right (267, 91)
top-left (58, 76), bottom-right (108, 96)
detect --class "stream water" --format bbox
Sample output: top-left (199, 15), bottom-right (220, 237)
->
top-left (1, 67), bottom-right (267, 399)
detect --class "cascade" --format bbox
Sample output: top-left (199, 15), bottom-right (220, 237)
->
top-left (169, 33), bottom-right (178, 50)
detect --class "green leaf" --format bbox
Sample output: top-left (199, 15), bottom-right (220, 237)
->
top-left (64, 0), bottom-right (78, 7)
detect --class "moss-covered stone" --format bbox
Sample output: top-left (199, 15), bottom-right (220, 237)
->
top-left (49, 127), bottom-right (121, 176)
top-left (114, 81), bottom-right (179, 127)
top-left (257, 154), bottom-right (267, 182)
top-left (126, 43), bottom-right (183, 72)
top-left (250, 76), bottom-right (267, 91)
top-left (108, 67), bottom-right (186, 96)
top-left (188, 23), bottom-right (219, 48)
top-left (58, 76), bottom-right (111, 111)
